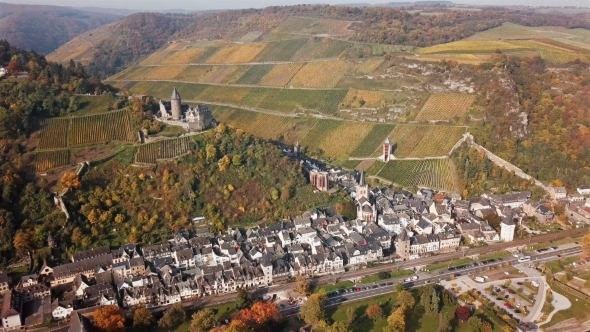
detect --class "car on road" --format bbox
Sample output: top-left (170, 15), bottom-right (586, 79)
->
top-left (412, 276), bottom-right (418, 280)
top-left (404, 278), bottom-right (411, 282)
top-left (504, 303), bottom-right (511, 307)
top-left (387, 282), bottom-right (393, 286)
top-left (496, 297), bottom-right (503, 301)
top-left (517, 303), bottom-right (521, 308)
top-left (515, 309), bottom-right (521, 313)
top-left (504, 295), bottom-right (510, 299)
top-left (380, 283), bottom-right (386, 287)
top-left (356, 287), bottom-right (361, 292)
top-left (517, 282), bottom-right (523, 285)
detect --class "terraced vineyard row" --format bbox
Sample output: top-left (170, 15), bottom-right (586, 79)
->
top-left (123, 81), bottom-right (348, 115)
top-left (379, 125), bottom-right (466, 158)
top-left (416, 93), bottom-right (476, 121)
top-left (34, 150), bottom-right (71, 173)
top-left (377, 158), bottom-right (454, 192)
top-left (38, 118), bottom-right (69, 149)
top-left (135, 136), bottom-right (192, 164)
top-left (38, 109), bottom-right (135, 150)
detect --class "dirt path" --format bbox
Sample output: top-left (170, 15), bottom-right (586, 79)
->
top-left (139, 57), bottom-right (341, 67)
top-left (435, 312), bottom-right (443, 332)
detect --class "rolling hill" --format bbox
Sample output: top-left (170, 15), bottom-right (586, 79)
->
top-left (0, 2), bottom-right (119, 55)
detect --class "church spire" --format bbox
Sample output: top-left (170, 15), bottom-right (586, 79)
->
top-left (359, 170), bottom-right (366, 186)
top-left (171, 87), bottom-right (181, 100)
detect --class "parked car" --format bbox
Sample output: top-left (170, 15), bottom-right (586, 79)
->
top-left (504, 303), bottom-right (511, 307)
top-left (412, 275), bottom-right (418, 281)
top-left (504, 295), bottom-right (510, 299)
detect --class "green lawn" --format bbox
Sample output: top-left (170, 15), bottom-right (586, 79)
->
top-left (74, 95), bottom-right (118, 115)
top-left (543, 282), bottom-right (590, 328)
top-left (424, 257), bottom-right (473, 272)
top-left (543, 256), bottom-right (580, 273)
top-left (478, 251), bottom-right (512, 261)
top-left (154, 123), bottom-right (187, 137)
top-left (325, 293), bottom-right (397, 332)
top-left (172, 302), bottom-right (238, 332)
top-left (313, 280), bottom-right (354, 294)
top-left (359, 270), bottom-right (414, 284)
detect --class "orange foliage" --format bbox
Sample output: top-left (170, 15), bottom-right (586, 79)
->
top-left (234, 302), bottom-right (281, 326)
top-left (93, 305), bottom-right (125, 332)
top-left (61, 172), bottom-right (81, 189)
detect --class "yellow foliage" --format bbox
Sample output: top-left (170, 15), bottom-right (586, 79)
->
top-left (260, 63), bottom-right (304, 86)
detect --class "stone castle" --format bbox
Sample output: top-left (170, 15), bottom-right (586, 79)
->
top-left (156, 88), bottom-right (215, 131)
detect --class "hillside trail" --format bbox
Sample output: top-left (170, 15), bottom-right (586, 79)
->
top-left (108, 78), bottom-right (343, 91)
top-left (139, 57), bottom-right (340, 67)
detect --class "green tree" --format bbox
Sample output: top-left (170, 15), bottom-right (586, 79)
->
top-left (189, 308), bottom-right (216, 332)
top-left (235, 288), bottom-right (253, 310)
top-left (159, 302), bottom-right (186, 329)
top-left (395, 283), bottom-right (405, 292)
top-left (232, 154), bottom-right (243, 166)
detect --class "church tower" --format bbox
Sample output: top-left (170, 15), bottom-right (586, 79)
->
top-left (171, 87), bottom-right (182, 120)
top-left (294, 141), bottom-right (301, 156)
top-left (356, 170), bottom-right (369, 201)
top-left (383, 137), bottom-right (392, 162)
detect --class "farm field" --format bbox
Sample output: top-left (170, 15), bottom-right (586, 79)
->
top-left (235, 65), bottom-right (274, 85)
top-left (159, 48), bottom-right (206, 64)
top-left (350, 124), bottom-right (396, 157)
top-left (259, 63), bottom-right (304, 86)
top-left (38, 109), bottom-right (136, 150)
top-left (135, 136), bottom-right (192, 164)
top-left (253, 39), bottom-right (309, 62)
top-left (288, 60), bottom-right (349, 88)
top-left (67, 109), bottom-right (136, 147)
top-left (417, 40), bottom-right (527, 55)
top-left (465, 22), bottom-right (590, 41)
top-left (110, 80), bottom-right (348, 115)
top-left (34, 150), bottom-right (71, 173)
top-left (206, 43), bottom-right (266, 64)
top-left (272, 17), bottom-right (318, 34)
top-left (114, 65), bottom-right (188, 81)
top-left (357, 58), bottom-right (383, 74)
top-left (315, 122), bottom-right (376, 160)
top-left (416, 93), bottom-right (476, 121)
top-left (38, 118), bottom-right (69, 150)
top-left (292, 38), bottom-right (351, 60)
top-left (369, 125), bottom-right (466, 158)
top-left (342, 89), bottom-right (385, 108)
top-left (376, 158), bottom-right (455, 192)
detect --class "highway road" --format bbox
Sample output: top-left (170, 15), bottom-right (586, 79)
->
top-left (278, 245), bottom-right (583, 316)
top-left (178, 228), bottom-right (585, 311)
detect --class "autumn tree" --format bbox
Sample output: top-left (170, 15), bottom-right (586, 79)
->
top-left (326, 321), bottom-right (351, 332)
top-left (294, 275), bottom-right (310, 296)
top-left (397, 290), bottom-right (415, 311)
top-left (384, 307), bottom-right (406, 332)
top-left (93, 305), bottom-right (125, 332)
top-left (346, 307), bottom-right (356, 323)
top-left (159, 302), bottom-right (186, 328)
top-left (299, 293), bottom-right (325, 324)
top-left (394, 283), bottom-right (405, 292)
top-left (366, 304), bottom-right (384, 321)
top-left (189, 308), bottom-right (216, 332)
top-left (61, 172), bottom-right (81, 189)
top-left (235, 288), bottom-right (253, 310)
top-left (132, 307), bottom-right (154, 330)
top-left (218, 155), bottom-right (231, 172)
top-left (13, 230), bottom-right (34, 252)
top-left (580, 232), bottom-right (590, 256)
top-left (455, 306), bottom-right (471, 322)
top-left (235, 302), bottom-right (281, 326)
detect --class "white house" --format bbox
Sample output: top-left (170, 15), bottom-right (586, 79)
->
top-left (500, 217), bottom-right (516, 242)
top-left (577, 186), bottom-right (590, 195)
top-left (550, 186), bottom-right (567, 200)
top-left (51, 299), bottom-right (73, 320)
top-left (1, 290), bottom-right (21, 330)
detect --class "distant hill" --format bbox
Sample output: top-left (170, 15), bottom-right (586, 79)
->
top-left (72, 6), bottom-right (205, 16)
top-left (0, 2), bottom-right (119, 55)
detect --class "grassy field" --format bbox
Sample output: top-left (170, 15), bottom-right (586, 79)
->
top-left (272, 16), bottom-right (317, 34)
top-left (543, 282), bottom-right (590, 328)
top-left (74, 95), bottom-right (118, 116)
top-left (376, 158), bottom-right (455, 192)
top-left (206, 43), bottom-right (267, 64)
top-left (418, 40), bottom-right (527, 55)
top-left (465, 22), bottom-right (590, 41)
top-left (416, 93), bottom-right (476, 121)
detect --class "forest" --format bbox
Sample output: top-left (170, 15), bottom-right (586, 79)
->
top-left (471, 54), bottom-right (590, 189)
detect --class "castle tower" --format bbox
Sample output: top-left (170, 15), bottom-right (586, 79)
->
top-left (47, 232), bottom-right (55, 248)
top-left (171, 87), bottom-right (182, 120)
top-left (294, 141), bottom-right (301, 156)
top-left (383, 137), bottom-right (392, 162)
top-left (356, 170), bottom-right (369, 201)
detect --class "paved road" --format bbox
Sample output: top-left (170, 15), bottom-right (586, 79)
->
top-left (278, 246), bottom-right (583, 317)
